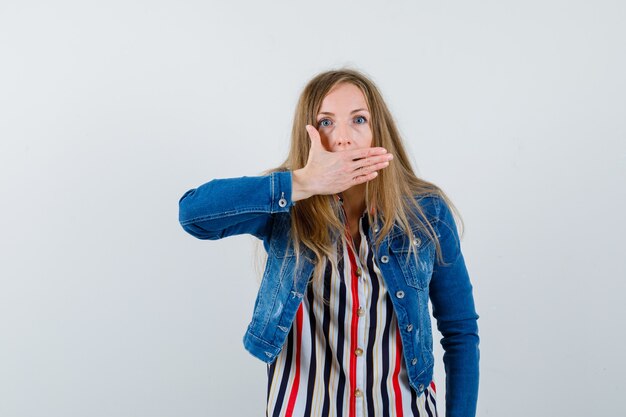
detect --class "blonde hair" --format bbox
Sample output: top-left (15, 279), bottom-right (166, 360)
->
top-left (258, 68), bottom-right (464, 286)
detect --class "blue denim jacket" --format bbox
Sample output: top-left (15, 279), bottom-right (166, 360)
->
top-left (178, 171), bottom-right (479, 417)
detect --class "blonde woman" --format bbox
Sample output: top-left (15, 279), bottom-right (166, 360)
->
top-left (178, 69), bottom-right (479, 417)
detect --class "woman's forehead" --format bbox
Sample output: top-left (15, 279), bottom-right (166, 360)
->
top-left (319, 83), bottom-right (369, 113)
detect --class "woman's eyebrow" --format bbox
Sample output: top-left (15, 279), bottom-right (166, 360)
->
top-left (318, 108), bottom-right (370, 116)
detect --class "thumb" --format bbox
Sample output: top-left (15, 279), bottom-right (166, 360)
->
top-left (305, 124), bottom-right (323, 150)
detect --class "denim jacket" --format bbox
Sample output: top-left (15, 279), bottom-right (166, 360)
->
top-left (178, 171), bottom-right (479, 417)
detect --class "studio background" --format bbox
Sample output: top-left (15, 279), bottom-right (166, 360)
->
top-left (1, 1), bottom-right (624, 416)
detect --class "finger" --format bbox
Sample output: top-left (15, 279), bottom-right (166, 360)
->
top-left (346, 146), bottom-right (388, 161)
top-left (352, 170), bottom-right (378, 184)
top-left (305, 125), bottom-right (322, 149)
top-left (349, 153), bottom-right (393, 171)
top-left (352, 159), bottom-right (390, 176)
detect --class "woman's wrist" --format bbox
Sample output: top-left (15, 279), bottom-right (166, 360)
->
top-left (291, 168), bottom-right (313, 202)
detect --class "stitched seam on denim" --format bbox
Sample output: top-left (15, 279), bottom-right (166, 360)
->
top-left (388, 206), bottom-right (435, 240)
top-left (388, 225), bottom-right (423, 241)
top-left (260, 282), bottom-right (287, 342)
top-left (434, 195), bottom-right (456, 247)
top-left (432, 195), bottom-right (463, 265)
top-left (255, 225), bottom-right (286, 333)
top-left (388, 195), bottom-right (437, 240)
top-left (271, 294), bottom-right (305, 348)
top-left (179, 208), bottom-right (268, 225)
top-left (389, 234), bottom-right (434, 252)
top-left (270, 172), bottom-right (275, 212)
top-left (245, 330), bottom-right (281, 350)
top-left (253, 277), bottom-right (276, 332)
top-left (414, 361), bottom-right (432, 378)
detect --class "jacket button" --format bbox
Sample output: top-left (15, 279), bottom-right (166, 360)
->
top-left (374, 226), bottom-right (379, 233)
top-left (396, 290), bottom-right (405, 299)
top-left (406, 324), bottom-right (413, 332)
top-left (278, 191), bottom-right (287, 207)
top-left (412, 358), bottom-right (418, 365)
top-left (413, 237), bottom-right (421, 246)
top-left (418, 383), bottom-right (424, 391)
top-left (380, 255), bottom-right (389, 263)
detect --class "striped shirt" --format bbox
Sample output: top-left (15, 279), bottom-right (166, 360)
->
top-left (266, 199), bottom-right (438, 417)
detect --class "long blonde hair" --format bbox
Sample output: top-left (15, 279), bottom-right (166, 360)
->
top-left (258, 68), bottom-right (464, 285)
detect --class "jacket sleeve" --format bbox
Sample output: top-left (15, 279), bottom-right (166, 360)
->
top-left (428, 197), bottom-right (480, 417)
top-left (178, 171), bottom-right (294, 241)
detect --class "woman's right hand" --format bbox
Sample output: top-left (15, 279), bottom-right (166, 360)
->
top-left (291, 125), bottom-right (394, 202)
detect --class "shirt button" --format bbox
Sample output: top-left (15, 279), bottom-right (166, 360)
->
top-left (406, 324), bottom-right (413, 332)
top-left (354, 389), bottom-right (363, 398)
top-left (355, 347), bottom-right (363, 356)
top-left (396, 290), bottom-right (405, 299)
top-left (380, 255), bottom-right (389, 263)
top-left (357, 307), bottom-right (365, 317)
top-left (356, 267), bottom-right (362, 276)
top-left (412, 358), bottom-right (418, 365)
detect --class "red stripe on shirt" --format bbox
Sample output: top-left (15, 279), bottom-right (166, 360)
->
top-left (393, 327), bottom-right (404, 417)
top-left (345, 229), bottom-right (360, 417)
top-left (285, 304), bottom-right (304, 417)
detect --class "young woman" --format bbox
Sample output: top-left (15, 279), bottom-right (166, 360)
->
top-left (178, 69), bottom-right (479, 417)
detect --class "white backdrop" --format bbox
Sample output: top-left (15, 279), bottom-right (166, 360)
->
top-left (1, 1), bottom-right (625, 416)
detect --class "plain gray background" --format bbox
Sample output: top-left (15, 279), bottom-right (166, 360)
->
top-left (1, 1), bottom-right (625, 416)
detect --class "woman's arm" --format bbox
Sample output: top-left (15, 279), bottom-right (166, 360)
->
top-left (178, 125), bottom-right (391, 242)
top-left (178, 171), bottom-right (296, 241)
top-left (428, 197), bottom-right (480, 417)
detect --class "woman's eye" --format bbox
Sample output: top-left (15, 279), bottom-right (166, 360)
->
top-left (318, 119), bottom-right (333, 128)
top-left (354, 116), bottom-right (367, 124)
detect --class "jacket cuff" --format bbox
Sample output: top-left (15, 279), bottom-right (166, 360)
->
top-left (271, 171), bottom-right (294, 212)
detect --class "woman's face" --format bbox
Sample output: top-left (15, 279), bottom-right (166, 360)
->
top-left (316, 82), bottom-right (373, 152)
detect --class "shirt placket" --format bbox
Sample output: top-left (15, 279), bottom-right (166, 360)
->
top-left (353, 215), bottom-right (369, 417)
top-left (338, 195), bottom-right (369, 417)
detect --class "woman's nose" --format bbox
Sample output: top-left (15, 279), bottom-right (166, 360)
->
top-left (333, 123), bottom-right (352, 147)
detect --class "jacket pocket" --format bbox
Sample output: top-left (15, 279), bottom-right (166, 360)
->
top-left (388, 229), bottom-right (435, 289)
